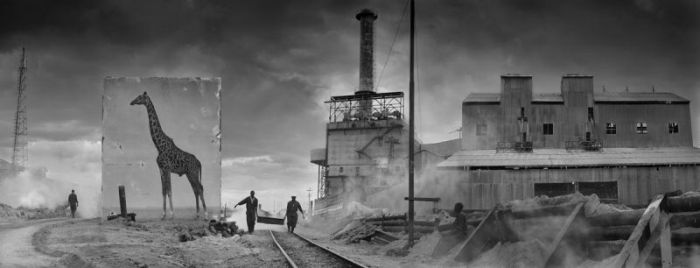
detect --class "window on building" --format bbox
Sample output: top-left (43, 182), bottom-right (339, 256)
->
top-left (588, 107), bottom-right (594, 121)
top-left (476, 122), bottom-right (487, 136)
top-left (606, 123), bottom-right (616, 134)
top-left (669, 122), bottom-right (679, 134)
top-left (339, 167), bottom-right (343, 173)
top-left (356, 166), bottom-right (360, 176)
top-left (636, 122), bottom-right (648, 134)
top-left (578, 181), bottom-right (618, 203)
top-left (534, 183), bottom-right (575, 198)
top-left (543, 123), bottom-right (554, 135)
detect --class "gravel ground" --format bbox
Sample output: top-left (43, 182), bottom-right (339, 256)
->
top-left (271, 230), bottom-right (357, 268)
top-left (0, 218), bottom-right (71, 268)
top-left (36, 218), bottom-right (291, 267)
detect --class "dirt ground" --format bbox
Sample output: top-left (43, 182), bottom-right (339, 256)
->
top-left (0, 218), bottom-right (71, 268)
top-left (22, 216), bottom-right (461, 268)
top-left (35, 218), bottom-right (291, 268)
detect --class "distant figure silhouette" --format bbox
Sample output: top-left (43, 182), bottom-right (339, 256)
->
top-left (68, 190), bottom-right (78, 218)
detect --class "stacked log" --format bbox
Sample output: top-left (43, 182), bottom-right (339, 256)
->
top-left (583, 194), bottom-right (700, 260)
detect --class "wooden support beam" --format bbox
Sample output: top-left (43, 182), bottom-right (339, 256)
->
top-left (454, 207), bottom-right (518, 263)
top-left (404, 197), bottom-right (440, 202)
top-left (636, 212), bottom-right (671, 268)
top-left (611, 194), bottom-right (671, 268)
top-left (544, 203), bottom-right (585, 268)
top-left (118, 185), bottom-right (127, 217)
top-left (364, 214), bottom-right (406, 222)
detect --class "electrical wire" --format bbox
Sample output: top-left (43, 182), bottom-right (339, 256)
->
top-left (374, 0), bottom-right (410, 91)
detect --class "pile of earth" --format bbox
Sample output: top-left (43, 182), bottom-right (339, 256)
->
top-left (0, 202), bottom-right (69, 221)
top-left (0, 203), bottom-right (23, 219)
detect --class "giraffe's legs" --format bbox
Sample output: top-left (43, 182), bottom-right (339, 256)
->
top-left (187, 169), bottom-right (207, 219)
top-left (199, 184), bottom-right (207, 219)
top-left (168, 192), bottom-right (174, 219)
top-left (197, 167), bottom-right (207, 219)
top-left (187, 172), bottom-right (203, 219)
top-left (159, 168), bottom-right (172, 220)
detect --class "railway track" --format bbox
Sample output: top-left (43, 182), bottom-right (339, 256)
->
top-left (269, 230), bottom-right (367, 268)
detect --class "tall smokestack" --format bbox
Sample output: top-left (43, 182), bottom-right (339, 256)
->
top-left (356, 9), bottom-right (377, 94)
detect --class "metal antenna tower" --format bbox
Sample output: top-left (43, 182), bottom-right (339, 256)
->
top-left (11, 47), bottom-right (28, 173)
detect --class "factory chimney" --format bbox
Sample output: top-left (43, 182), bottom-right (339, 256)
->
top-left (356, 9), bottom-right (377, 95)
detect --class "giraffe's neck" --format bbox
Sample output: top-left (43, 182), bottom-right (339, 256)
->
top-left (144, 98), bottom-right (170, 153)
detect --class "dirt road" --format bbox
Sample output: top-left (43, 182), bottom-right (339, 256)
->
top-left (0, 218), bottom-right (70, 268)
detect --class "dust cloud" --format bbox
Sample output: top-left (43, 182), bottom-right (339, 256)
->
top-left (0, 167), bottom-right (100, 218)
top-left (364, 167), bottom-right (464, 216)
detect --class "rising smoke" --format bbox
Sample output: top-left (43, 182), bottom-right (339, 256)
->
top-left (0, 140), bottom-right (102, 218)
top-left (0, 166), bottom-right (99, 218)
top-left (364, 166), bottom-right (465, 215)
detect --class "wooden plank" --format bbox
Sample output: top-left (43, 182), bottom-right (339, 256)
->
top-left (636, 212), bottom-right (671, 267)
top-left (612, 194), bottom-right (664, 268)
top-left (454, 207), bottom-right (504, 263)
top-left (544, 203), bottom-right (584, 267)
top-left (588, 209), bottom-right (644, 227)
top-left (667, 195), bottom-right (700, 213)
top-left (403, 197), bottom-right (440, 202)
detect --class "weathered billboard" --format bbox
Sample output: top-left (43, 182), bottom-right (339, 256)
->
top-left (102, 77), bottom-right (221, 219)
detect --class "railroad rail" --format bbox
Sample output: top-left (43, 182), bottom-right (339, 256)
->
top-left (269, 230), bottom-right (367, 268)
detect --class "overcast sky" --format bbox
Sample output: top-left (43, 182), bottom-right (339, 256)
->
top-left (0, 0), bottom-right (697, 212)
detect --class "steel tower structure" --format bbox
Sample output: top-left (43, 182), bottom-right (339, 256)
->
top-left (11, 47), bottom-right (28, 173)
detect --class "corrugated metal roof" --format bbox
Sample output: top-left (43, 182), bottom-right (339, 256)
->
top-left (421, 139), bottom-right (461, 157)
top-left (463, 92), bottom-right (689, 104)
top-left (438, 147), bottom-right (700, 168)
top-left (463, 93), bottom-right (500, 103)
top-left (532, 93), bottom-right (563, 103)
top-left (594, 92), bottom-right (688, 103)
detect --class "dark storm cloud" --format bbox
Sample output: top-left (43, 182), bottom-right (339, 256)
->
top-left (0, 0), bottom-right (697, 201)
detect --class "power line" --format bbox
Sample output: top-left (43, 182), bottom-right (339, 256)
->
top-left (374, 0), bottom-right (410, 91)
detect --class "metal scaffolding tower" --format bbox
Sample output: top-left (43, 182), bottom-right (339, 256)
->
top-left (11, 47), bottom-right (28, 173)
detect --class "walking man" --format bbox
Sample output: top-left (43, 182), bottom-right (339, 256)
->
top-left (68, 190), bottom-right (79, 218)
top-left (235, 190), bottom-right (258, 233)
top-left (285, 196), bottom-right (304, 233)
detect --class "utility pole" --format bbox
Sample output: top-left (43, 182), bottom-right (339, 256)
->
top-left (11, 47), bottom-right (28, 174)
top-left (407, 0), bottom-right (416, 247)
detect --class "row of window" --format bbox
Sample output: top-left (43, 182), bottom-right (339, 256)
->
top-left (606, 122), bottom-right (679, 135)
top-left (475, 122), bottom-right (680, 136)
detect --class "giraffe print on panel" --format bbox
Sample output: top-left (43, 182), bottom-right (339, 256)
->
top-left (130, 91), bottom-right (208, 219)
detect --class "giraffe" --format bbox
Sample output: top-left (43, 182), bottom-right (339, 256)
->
top-left (130, 91), bottom-right (207, 219)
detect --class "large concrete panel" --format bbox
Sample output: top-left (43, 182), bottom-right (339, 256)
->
top-left (102, 77), bottom-right (221, 218)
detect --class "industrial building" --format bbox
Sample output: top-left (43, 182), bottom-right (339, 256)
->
top-left (310, 8), bottom-right (699, 213)
top-left (440, 74), bottom-right (700, 208)
top-left (310, 9), bottom-right (458, 213)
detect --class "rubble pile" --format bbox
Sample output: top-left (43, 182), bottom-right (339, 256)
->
top-left (0, 202), bottom-right (69, 221)
top-left (175, 224), bottom-right (212, 242)
top-left (504, 192), bottom-right (633, 217)
top-left (208, 218), bottom-right (240, 237)
top-left (0, 203), bottom-right (22, 219)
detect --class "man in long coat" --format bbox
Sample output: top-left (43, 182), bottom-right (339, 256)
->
top-left (235, 190), bottom-right (258, 233)
top-left (285, 196), bottom-right (304, 233)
